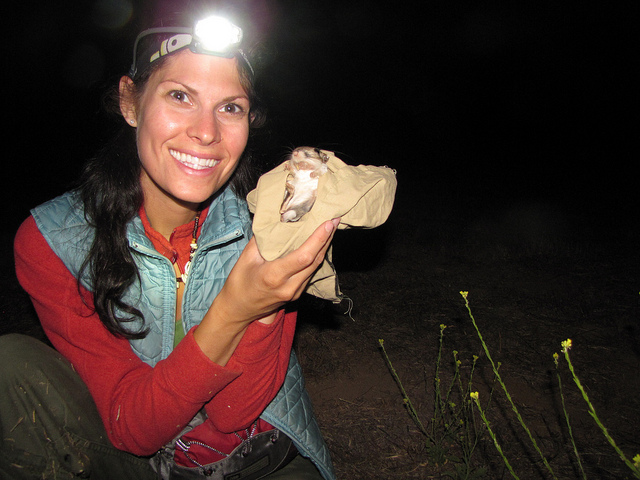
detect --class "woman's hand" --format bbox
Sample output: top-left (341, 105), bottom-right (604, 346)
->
top-left (193, 218), bottom-right (339, 364)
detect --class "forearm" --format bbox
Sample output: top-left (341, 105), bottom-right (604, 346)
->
top-left (193, 302), bottom-right (248, 366)
top-left (78, 329), bottom-right (240, 454)
top-left (203, 309), bottom-right (296, 432)
top-left (193, 298), bottom-right (278, 366)
top-left (26, 285), bottom-right (242, 455)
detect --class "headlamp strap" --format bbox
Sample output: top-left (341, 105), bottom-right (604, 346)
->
top-left (129, 16), bottom-right (253, 78)
top-left (150, 34), bottom-right (192, 63)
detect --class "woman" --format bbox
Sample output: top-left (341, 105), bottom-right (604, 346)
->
top-left (1, 4), bottom-right (336, 479)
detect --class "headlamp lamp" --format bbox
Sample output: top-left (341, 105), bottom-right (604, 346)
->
top-left (129, 15), bottom-right (253, 78)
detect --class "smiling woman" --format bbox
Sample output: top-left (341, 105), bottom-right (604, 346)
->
top-left (120, 52), bottom-right (252, 232)
top-left (1, 2), bottom-right (336, 479)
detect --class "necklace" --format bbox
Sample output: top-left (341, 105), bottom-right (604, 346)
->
top-left (177, 211), bottom-right (201, 288)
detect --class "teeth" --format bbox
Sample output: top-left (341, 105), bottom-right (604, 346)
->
top-left (170, 149), bottom-right (219, 170)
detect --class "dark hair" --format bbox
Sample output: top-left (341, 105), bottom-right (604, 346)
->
top-left (78, 18), bottom-right (266, 339)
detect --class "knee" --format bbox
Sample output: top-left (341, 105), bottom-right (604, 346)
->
top-left (0, 333), bottom-right (44, 355)
top-left (0, 334), bottom-right (64, 386)
top-left (0, 333), bottom-right (37, 366)
top-left (0, 332), bottom-right (55, 360)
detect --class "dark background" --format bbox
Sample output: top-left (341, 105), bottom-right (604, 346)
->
top-left (3, 3), bottom-right (638, 476)
top-left (4, 0), bottom-right (638, 240)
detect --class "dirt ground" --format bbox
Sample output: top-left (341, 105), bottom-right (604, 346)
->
top-left (1, 182), bottom-right (638, 479)
top-left (292, 183), bottom-right (640, 479)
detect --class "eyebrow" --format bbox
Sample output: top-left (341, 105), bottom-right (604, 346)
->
top-left (220, 94), bottom-right (250, 103)
top-left (159, 80), bottom-right (249, 101)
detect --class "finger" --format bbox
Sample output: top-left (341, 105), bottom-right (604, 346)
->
top-left (289, 218), bottom-right (339, 270)
top-left (282, 219), bottom-right (339, 287)
top-left (250, 218), bottom-right (339, 302)
top-left (287, 238), bottom-right (334, 299)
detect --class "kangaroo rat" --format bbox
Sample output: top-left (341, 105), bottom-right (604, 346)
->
top-left (279, 147), bottom-right (329, 222)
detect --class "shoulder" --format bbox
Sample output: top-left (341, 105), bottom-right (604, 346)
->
top-left (16, 190), bottom-right (88, 256)
top-left (31, 190), bottom-right (87, 234)
top-left (27, 191), bottom-right (95, 279)
top-left (14, 214), bottom-right (70, 285)
top-left (15, 215), bottom-right (48, 259)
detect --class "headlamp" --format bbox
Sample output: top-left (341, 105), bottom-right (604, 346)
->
top-left (129, 15), bottom-right (253, 78)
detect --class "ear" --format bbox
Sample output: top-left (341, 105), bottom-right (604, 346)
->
top-left (119, 76), bottom-right (137, 126)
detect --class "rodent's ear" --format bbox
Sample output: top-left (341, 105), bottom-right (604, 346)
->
top-left (119, 76), bottom-right (138, 127)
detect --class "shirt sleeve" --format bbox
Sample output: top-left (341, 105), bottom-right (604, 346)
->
top-left (13, 216), bottom-right (296, 455)
top-left (203, 309), bottom-right (297, 433)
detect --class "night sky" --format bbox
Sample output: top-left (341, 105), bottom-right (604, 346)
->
top-left (5, 0), bottom-right (638, 237)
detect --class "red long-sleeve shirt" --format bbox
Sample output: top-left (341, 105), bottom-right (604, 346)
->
top-left (14, 210), bottom-right (296, 465)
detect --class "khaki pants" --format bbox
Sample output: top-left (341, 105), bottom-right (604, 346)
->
top-left (0, 334), bottom-right (322, 480)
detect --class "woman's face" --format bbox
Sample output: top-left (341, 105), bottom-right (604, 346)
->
top-left (120, 50), bottom-right (251, 210)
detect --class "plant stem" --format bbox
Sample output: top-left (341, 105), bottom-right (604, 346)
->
top-left (563, 347), bottom-right (640, 479)
top-left (378, 339), bottom-right (429, 438)
top-left (471, 393), bottom-right (519, 479)
top-left (554, 357), bottom-right (587, 480)
top-left (460, 292), bottom-right (557, 480)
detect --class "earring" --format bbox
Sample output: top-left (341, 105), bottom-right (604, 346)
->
top-left (129, 119), bottom-right (136, 125)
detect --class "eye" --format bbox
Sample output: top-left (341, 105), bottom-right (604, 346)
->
top-left (219, 102), bottom-right (246, 115)
top-left (168, 90), bottom-right (191, 104)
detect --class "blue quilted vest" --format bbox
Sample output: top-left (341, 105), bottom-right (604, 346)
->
top-left (31, 188), bottom-right (335, 480)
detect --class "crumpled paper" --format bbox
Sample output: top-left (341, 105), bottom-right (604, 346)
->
top-left (246, 149), bottom-right (397, 302)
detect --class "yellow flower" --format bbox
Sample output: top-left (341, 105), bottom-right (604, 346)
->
top-left (561, 339), bottom-right (572, 353)
top-left (470, 391), bottom-right (479, 401)
top-left (378, 339), bottom-right (384, 346)
top-left (460, 291), bottom-right (469, 299)
top-left (633, 453), bottom-right (640, 468)
top-left (553, 352), bottom-right (559, 366)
